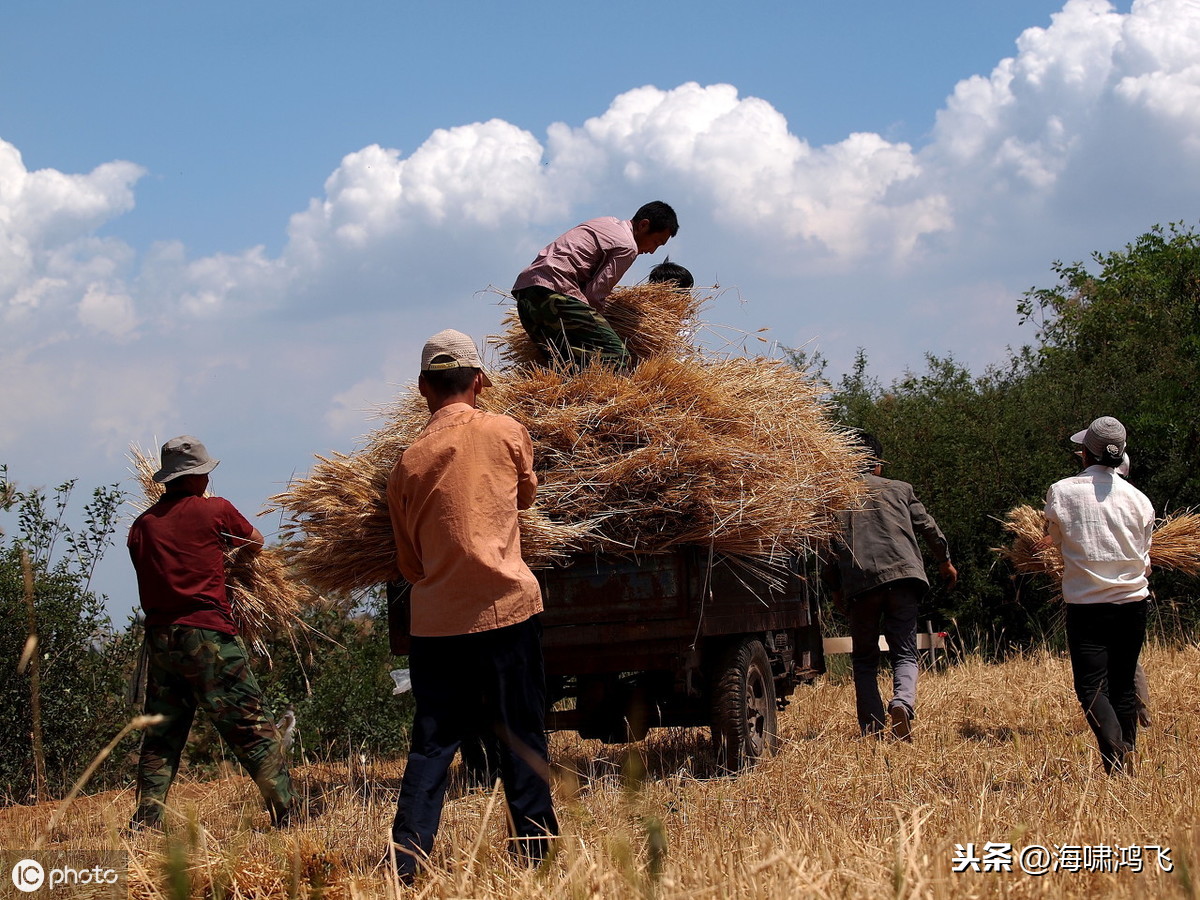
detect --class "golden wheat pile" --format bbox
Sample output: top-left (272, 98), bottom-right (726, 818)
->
top-left (270, 284), bottom-right (866, 597)
top-left (128, 445), bottom-right (319, 656)
top-left (494, 282), bottom-right (707, 367)
top-left (266, 439), bottom-right (598, 596)
top-left (995, 504), bottom-right (1200, 591)
top-left (994, 505), bottom-right (1067, 583)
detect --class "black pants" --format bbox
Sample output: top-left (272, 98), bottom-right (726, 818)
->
top-left (847, 579), bottom-right (922, 734)
top-left (391, 616), bottom-right (558, 876)
top-left (1066, 600), bottom-right (1148, 773)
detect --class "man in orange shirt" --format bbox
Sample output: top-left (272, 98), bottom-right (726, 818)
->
top-left (386, 329), bottom-right (557, 881)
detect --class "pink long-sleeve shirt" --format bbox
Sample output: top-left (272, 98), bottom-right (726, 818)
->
top-left (512, 217), bottom-right (638, 311)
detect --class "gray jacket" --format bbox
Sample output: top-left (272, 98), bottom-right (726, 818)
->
top-left (825, 473), bottom-right (951, 600)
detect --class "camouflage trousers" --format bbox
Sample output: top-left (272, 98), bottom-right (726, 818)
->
top-left (514, 286), bottom-right (630, 370)
top-left (133, 626), bottom-right (293, 826)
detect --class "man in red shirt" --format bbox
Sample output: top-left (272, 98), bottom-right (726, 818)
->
top-left (387, 329), bottom-right (557, 881)
top-left (127, 436), bottom-right (294, 828)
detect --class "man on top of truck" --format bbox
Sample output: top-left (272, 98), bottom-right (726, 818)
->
top-left (512, 201), bottom-right (678, 370)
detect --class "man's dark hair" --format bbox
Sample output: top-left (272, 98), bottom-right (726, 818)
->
top-left (648, 258), bottom-right (694, 289)
top-left (421, 365), bottom-right (479, 396)
top-left (854, 431), bottom-right (884, 472)
top-left (633, 201), bottom-right (679, 237)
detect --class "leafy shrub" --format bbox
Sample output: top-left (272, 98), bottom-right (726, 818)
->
top-left (0, 467), bottom-right (137, 802)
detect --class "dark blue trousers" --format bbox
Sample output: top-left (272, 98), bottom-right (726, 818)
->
top-left (848, 579), bottom-right (923, 734)
top-left (391, 616), bottom-right (558, 876)
top-left (1066, 599), bottom-right (1147, 773)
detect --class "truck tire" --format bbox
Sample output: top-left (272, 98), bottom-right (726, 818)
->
top-left (710, 637), bottom-right (779, 771)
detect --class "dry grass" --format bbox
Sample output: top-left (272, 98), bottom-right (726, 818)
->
top-left (7, 643), bottom-right (1199, 898)
top-left (995, 505), bottom-right (1200, 595)
top-left (993, 506), bottom-right (1066, 586)
top-left (1146, 512), bottom-right (1200, 577)
top-left (271, 285), bottom-right (866, 596)
top-left (128, 445), bottom-right (321, 657)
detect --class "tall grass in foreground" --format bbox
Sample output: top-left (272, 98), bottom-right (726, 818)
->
top-left (3, 644), bottom-right (1198, 899)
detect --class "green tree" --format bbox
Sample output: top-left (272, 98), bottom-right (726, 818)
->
top-left (255, 590), bottom-right (414, 761)
top-left (826, 353), bottom-right (1068, 648)
top-left (0, 467), bottom-right (137, 802)
top-left (818, 222), bottom-right (1200, 648)
top-left (1018, 222), bottom-right (1200, 512)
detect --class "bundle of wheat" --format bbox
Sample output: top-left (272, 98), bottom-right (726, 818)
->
top-left (271, 284), bottom-right (866, 597)
top-left (1144, 510), bottom-right (1200, 577)
top-left (995, 504), bottom-right (1200, 587)
top-left (267, 449), bottom-right (399, 595)
top-left (495, 282), bottom-right (708, 366)
top-left (127, 442), bottom-right (163, 515)
top-left (269, 426), bottom-right (604, 596)
top-left (993, 505), bottom-right (1065, 583)
top-left (223, 550), bottom-right (321, 657)
top-left (128, 445), bottom-right (319, 656)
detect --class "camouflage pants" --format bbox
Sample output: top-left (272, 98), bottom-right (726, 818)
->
top-left (134, 626), bottom-right (293, 826)
top-left (514, 286), bottom-right (630, 370)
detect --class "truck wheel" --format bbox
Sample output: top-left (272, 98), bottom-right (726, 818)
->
top-left (710, 638), bottom-right (779, 771)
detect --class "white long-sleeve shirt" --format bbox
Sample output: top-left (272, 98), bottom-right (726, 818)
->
top-left (1045, 465), bottom-right (1154, 605)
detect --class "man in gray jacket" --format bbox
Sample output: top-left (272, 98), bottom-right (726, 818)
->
top-left (824, 433), bottom-right (957, 740)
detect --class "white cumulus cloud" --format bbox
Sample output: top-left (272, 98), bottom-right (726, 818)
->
top-left (3, 0), bottom-right (1200, 513)
top-left (0, 139), bottom-right (144, 314)
top-left (78, 284), bottom-right (136, 337)
top-left (925, 0), bottom-right (1200, 220)
top-left (548, 83), bottom-right (951, 260)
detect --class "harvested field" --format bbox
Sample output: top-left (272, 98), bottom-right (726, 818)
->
top-left (7, 643), bottom-right (1199, 898)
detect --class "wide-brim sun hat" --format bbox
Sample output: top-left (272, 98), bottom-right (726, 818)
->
top-left (1069, 415), bottom-right (1127, 460)
top-left (153, 435), bottom-right (220, 483)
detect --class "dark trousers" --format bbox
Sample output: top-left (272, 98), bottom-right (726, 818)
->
top-left (514, 285), bottom-right (629, 370)
top-left (391, 616), bottom-right (558, 876)
top-left (134, 626), bottom-right (292, 825)
top-left (1066, 600), bottom-right (1148, 773)
top-left (847, 579), bottom-right (922, 734)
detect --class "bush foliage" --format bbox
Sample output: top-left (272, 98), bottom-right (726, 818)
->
top-left (255, 591), bottom-right (415, 761)
top-left (0, 468), bottom-right (136, 802)
top-left (817, 223), bottom-right (1200, 647)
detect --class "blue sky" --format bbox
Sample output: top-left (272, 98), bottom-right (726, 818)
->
top-left (5, 1), bottom-right (1094, 255)
top-left (4, 0), bottom-right (1199, 622)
